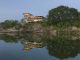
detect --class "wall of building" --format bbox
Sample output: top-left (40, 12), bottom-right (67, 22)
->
top-left (23, 12), bottom-right (44, 23)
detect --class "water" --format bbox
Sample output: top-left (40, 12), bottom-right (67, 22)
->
top-left (0, 33), bottom-right (80, 60)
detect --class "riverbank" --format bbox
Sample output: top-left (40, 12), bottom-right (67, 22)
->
top-left (1, 22), bottom-right (80, 36)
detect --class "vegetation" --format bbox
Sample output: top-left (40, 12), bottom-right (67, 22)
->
top-left (0, 20), bottom-right (21, 30)
top-left (47, 6), bottom-right (80, 27)
top-left (0, 5), bottom-right (80, 60)
top-left (0, 5), bottom-right (80, 31)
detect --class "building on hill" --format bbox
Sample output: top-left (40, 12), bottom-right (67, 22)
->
top-left (23, 12), bottom-right (45, 23)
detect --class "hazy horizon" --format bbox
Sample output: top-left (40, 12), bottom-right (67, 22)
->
top-left (0, 0), bottom-right (80, 21)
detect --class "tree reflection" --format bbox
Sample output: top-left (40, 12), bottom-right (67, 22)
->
top-left (0, 33), bottom-right (80, 59)
top-left (46, 36), bottom-right (80, 59)
top-left (0, 34), bottom-right (19, 43)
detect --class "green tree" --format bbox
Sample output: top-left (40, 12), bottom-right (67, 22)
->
top-left (0, 20), bottom-right (21, 29)
top-left (47, 6), bottom-right (79, 26)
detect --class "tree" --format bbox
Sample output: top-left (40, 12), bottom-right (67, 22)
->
top-left (47, 6), bottom-right (79, 26)
top-left (0, 20), bottom-right (21, 29)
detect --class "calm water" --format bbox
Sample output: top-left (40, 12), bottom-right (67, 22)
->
top-left (0, 33), bottom-right (80, 60)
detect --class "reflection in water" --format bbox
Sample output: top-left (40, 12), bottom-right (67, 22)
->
top-left (0, 34), bottom-right (19, 43)
top-left (0, 33), bottom-right (80, 60)
top-left (23, 42), bottom-right (44, 52)
top-left (21, 33), bottom-right (45, 52)
top-left (46, 36), bottom-right (80, 59)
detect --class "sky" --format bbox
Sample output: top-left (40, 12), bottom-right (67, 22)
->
top-left (0, 0), bottom-right (80, 21)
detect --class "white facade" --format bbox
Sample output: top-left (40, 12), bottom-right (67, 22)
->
top-left (23, 12), bottom-right (44, 23)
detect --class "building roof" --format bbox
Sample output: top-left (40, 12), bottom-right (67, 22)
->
top-left (23, 13), bottom-right (32, 16)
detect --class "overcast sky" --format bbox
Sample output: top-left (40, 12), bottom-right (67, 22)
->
top-left (0, 0), bottom-right (80, 21)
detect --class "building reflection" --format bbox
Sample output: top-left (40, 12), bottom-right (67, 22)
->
top-left (23, 41), bottom-right (44, 52)
top-left (21, 33), bottom-right (45, 52)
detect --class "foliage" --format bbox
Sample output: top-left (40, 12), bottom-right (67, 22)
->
top-left (47, 6), bottom-right (79, 27)
top-left (0, 20), bottom-right (21, 29)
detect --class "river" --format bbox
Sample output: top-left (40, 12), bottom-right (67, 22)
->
top-left (0, 33), bottom-right (80, 60)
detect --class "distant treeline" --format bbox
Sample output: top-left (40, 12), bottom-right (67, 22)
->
top-left (0, 20), bottom-right (21, 30)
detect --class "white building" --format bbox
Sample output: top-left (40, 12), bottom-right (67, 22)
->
top-left (23, 12), bottom-right (44, 23)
